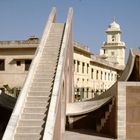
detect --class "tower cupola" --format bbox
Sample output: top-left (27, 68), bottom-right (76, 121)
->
top-left (100, 20), bottom-right (126, 67)
top-left (107, 20), bottom-right (121, 32)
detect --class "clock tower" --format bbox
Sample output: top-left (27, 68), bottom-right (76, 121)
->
top-left (100, 20), bottom-right (126, 67)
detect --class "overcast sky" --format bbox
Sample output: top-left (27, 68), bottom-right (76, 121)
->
top-left (0, 0), bottom-right (140, 60)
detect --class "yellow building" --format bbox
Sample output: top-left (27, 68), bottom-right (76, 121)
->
top-left (73, 42), bottom-right (123, 101)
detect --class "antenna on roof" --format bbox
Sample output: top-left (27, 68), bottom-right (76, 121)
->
top-left (113, 17), bottom-right (116, 22)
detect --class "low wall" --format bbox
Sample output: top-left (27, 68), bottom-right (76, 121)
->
top-left (117, 82), bottom-right (140, 140)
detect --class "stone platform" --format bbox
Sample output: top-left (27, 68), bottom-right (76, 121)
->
top-left (62, 130), bottom-right (115, 140)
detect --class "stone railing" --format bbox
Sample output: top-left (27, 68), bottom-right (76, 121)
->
top-left (103, 41), bottom-right (125, 46)
top-left (73, 41), bottom-right (90, 52)
top-left (0, 37), bottom-right (40, 47)
top-left (42, 7), bottom-right (73, 140)
top-left (91, 55), bottom-right (124, 70)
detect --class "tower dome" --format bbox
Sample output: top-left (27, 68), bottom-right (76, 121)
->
top-left (109, 21), bottom-right (120, 29)
top-left (107, 20), bottom-right (121, 32)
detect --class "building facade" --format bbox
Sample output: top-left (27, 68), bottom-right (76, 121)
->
top-left (73, 42), bottom-right (123, 101)
top-left (0, 38), bottom-right (37, 89)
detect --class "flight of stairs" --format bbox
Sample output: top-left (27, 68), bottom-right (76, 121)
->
top-left (96, 98), bottom-right (115, 133)
top-left (14, 23), bottom-right (65, 140)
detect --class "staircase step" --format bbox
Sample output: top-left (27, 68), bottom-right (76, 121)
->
top-left (46, 35), bottom-right (62, 38)
top-left (39, 61), bottom-right (57, 64)
top-left (42, 49), bottom-right (60, 53)
top-left (33, 76), bottom-right (54, 80)
top-left (28, 91), bottom-right (51, 96)
top-left (48, 35), bottom-right (63, 37)
top-left (45, 43), bottom-right (61, 46)
top-left (33, 76), bottom-right (54, 81)
top-left (21, 113), bottom-right (46, 120)
top-left (41, 54), bottom-right (59, 58)
top-left (14, 133), bottom-right (41, 140)
top-left (23, 107), bottom-right (47, 114)
top-left (46, 37), bottom-right (63, 39)
top-left (16, 126), bottom-right (43, 133)
top-left (48, 32), bottom-right (63, 35)
top-left (39, 61), bottom-right (57, 65)
top-left (38, 62), bottom-right (57, 67)
top-left (18, 120), bottom-right (45, 127)
top-left (33, 78), bottom-right (54, 82)
top-left (38, 63), bottom-right (57, 67)
top-left (36, 66), bottom-right (56, 71)
top-left (46, 38), bottom-right (62, 41)
top-left (35, 73), bottom-right (55, 78)
top-left (40, 58), bottom-right (58, 62)
top-left (31, 82), bottom-right (53, 87)
top-left (31, 87), bottom-right (52, 92)
top-left (35, 69), bottom-right (56, 74)
top-left (40, 55), bottom-right (58, 59)
top-left (25, 102), bottom-right (48, 108)
top-left (38, 62), bottom-right (57, 66)
top-left (26, 96), bottom-right (49, 102)
top-left (42, 48), bottom-right (60, 52)
top-left (36, 68), bottom-right (56, 73)
top-left (42, 53), bottom-right (59, 57)
top-left (39, 57), bottom-right (58, 60)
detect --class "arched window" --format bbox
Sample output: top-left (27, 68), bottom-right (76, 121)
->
top-left (112, 35), bottom-right (115, 42)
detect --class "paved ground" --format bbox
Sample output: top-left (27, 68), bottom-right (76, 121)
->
top-left (62, 130), bottom-right (115, 140)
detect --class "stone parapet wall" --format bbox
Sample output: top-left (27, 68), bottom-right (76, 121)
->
top-left (117, 82), bottom-right (140, 140)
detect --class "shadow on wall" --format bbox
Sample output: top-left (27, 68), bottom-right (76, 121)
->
top-left (0, 106), bottom-right (12, 139)
top-left (66, 99), bottom-right (116, 139)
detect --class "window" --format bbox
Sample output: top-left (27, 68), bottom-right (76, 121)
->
top-left (74, 60), bottom-right (76, 72)
top-left (77, 78), bottom-right (79, 82)
top-left (105, 72), bottom-right (106, 80)
top-left (108, 73), bottom-right (110, 81)
top-left (111, 73), bottom-right (113, 80)
top-left (112, 35), bottom-right (115, 42)
top-left (91, 68), bottom-right (94, 79)
top-left (96, 70), bottom-right (99, 80)
top-left (101, 71), bottom-right (103, 80)
top-left (0, 59), bottom-right (5, 71)
top-left (16, 61), bottom-right (21, 66)
top-left (82, 62), bottom-right (85, 73)
top-left (77, 61), bottom-right (80, 72)
top-left (25, 60), bottom-right (32, 71)
top-left (104, 49), bottom-right (106, 54)
top-left (87, 88), bottom-right (89, 98)
top-left (87, 64), bottom-right (89, 74)
top-left (77, 88), bottom-right (79, 95)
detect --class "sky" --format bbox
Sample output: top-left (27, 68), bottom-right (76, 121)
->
top-left (0, 0), bottom-right (140, 60)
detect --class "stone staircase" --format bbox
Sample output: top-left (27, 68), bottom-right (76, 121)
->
top-left (96, 98), bottom-right (115, 133)
top-left (14, 23), bottom-right (65, 140)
